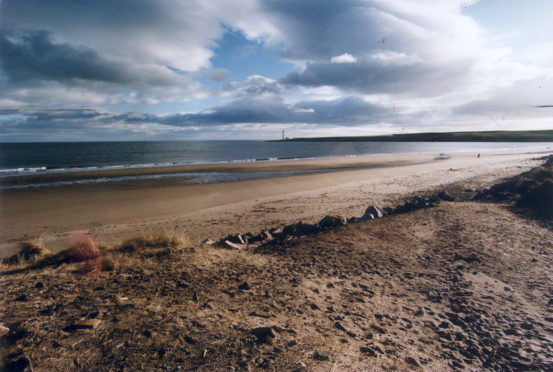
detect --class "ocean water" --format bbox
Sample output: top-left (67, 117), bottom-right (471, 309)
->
top-left (1, 141), bottom-right (552, 188)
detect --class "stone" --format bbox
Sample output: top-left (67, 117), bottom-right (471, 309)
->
top-left (318, 215), bottom-right (345, 230)
top-left (383, 207), bottom-right (395, 216)
top-left (246, 233), bottom-right (264, 244)
top-left (283, 222), bottom-right (320, 237)
top-left (0, 324), bottom-right (9, 337)
top-left (314, 351), bottom-right (333, 361)
top-left (220, 234), bottom-right (245, 245)
top-left (334, 321), bottom-right (347, 332)
top-left (250, 327), bottom-right (276, 344)
top-left (293, 362), bottom-right (308, 371)
top-left (223, 240), bottom-right (244, 250)
top-left (73, 318), bottom-right (101, 330)
top-left (249, 311), bottom-right (271, 319)
top-left (358, 212), bottom-right (375, 221)
top-left (438, 191), bottom-right (455, 202)
top-left (364, 205), bottom-right (385, 219)
top-left (201, 238), bottom-right (215, 245)
top-left (238, 282), bottom-right (250, 290)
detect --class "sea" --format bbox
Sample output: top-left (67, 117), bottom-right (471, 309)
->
top-left (1, 141), bottom-right (552, 189)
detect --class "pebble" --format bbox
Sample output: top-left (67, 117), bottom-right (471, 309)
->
top-left (314, 351), bottom-right (333, 361)
top-left (73, 318), bottom-right (102, 330)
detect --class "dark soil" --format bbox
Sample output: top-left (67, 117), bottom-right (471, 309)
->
top-left (2, 198), bottom-right (553, 371)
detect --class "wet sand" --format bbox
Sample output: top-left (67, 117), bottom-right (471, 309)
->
top-left (0, 149), bottom-right (550, 255)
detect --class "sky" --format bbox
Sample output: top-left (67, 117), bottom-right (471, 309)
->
top-left (0, 0), bottom-right (552, 141)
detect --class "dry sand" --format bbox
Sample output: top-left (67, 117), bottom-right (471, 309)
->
top-left (1, 149), bottom-right (550, 256)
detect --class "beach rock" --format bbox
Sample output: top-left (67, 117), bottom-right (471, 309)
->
top-left (69, 318), bottom-right (101, 331)
top-left (364, 205), bottom-right (385, 219)
top-left (201, 238), bottom-right (215, 246)
top-left (318, 215), bottom-right (345, 229)
top-left (313, 351), bottom-right (333, 361)
top-left (249, 311), bottom-right (271, 318)
top-left (282, 222), bottom-right (320, 237)
top-left (246, 233), bottom-right (265, 244)
top-left (0, 324), bottom-right (9, 337)
top-left (359, 213), bottom-right (375, 221)
top-left (223, 240), bottom-right (244, 250)
top-left (222, 234), bottom-right (245, 244)
top-left (268, 227), bottom-right (282, 238)
top-left (250, 327), bottom-right (276, 344)
top-left (383, 207), bottom-right (395, 216)
top-left (438, 191), bottom-right (455, 202)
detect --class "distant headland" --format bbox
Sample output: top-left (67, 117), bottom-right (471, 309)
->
top-left (270, 129), bottom-right (553, 142)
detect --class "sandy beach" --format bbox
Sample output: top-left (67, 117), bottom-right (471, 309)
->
top-left (2, 149), bottom-right (553, 370)
top-left (1, 149), bottom-right (550, 256)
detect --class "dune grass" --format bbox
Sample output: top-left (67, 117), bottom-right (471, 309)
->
top-left (1, 240), bottom-right (50, 267)
top-left (1, 232), bottom-right (195, 275)
top-left (481, 156), bottom-right (553, 218)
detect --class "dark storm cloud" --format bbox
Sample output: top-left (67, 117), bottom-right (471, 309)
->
top-left (0, 31), bottom-right (133, 84)
top-left (1, 97), bottom-right (391, 136)
top-left (0, 0), bottom-right (218, 107)
top-left (280, 59), bottom-right (471, 96)
top-left (0, 0), bottom-right (219, 71)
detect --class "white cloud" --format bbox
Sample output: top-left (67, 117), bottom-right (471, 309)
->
top-left (331, 53), bottom-right (357, 63)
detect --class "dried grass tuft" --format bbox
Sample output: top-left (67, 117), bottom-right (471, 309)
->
top-left (1, 240), bottom-right (50, 267)
top-left (119, 233), bottom-right (192, 259)
top-left (65, 233), bottom-right (102, 278)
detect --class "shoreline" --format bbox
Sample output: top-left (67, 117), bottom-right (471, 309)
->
top-left (1, 149), bottom-right (551, 256)
top-left (0, 152), bottom-right (438, 189)
top-left (2, 143), bottom-right (553, 184)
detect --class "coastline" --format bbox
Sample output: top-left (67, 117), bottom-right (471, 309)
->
top-left (1, 149), bottom-right (551, 256)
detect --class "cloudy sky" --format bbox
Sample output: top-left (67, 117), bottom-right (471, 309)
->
top-left (1, 0), bottom-right (552, 141)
